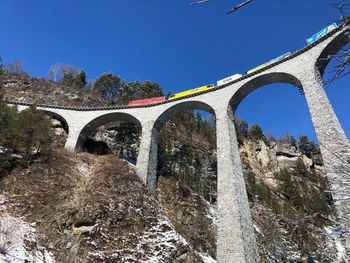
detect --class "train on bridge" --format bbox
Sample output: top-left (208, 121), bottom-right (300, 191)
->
top-left (128, 22), bottom-right (338, 107)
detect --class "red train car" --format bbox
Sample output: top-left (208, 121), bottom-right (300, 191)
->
top-left (127, 96), bottom-right (167, 106)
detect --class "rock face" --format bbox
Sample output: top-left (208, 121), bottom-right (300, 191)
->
top-left (87, 118), bottom-right (218, 260)
top-left (240, 139), bottom-right (341, 262)
top-left (90, 122), bottom-right (141, 163)
top-left (3, 74), bottom-right (109, 107)
top-left (248, 140), bottom-right (320, 173)
top-left (51, 119), bottom-right (68, 146)
top-left (0, 151), bottom-right (212, 263)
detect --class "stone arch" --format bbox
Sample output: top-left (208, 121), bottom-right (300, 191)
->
top-left (154, 100), bottom-right (216, 132)
top-left (14, 106), bottom-right (69, 133)
top-left (316, 27), bottom-right (350, 77)
top-left (40, 110), bottom-right (69, 134)
top-left (144, 100), bottom-right (216, 190)
top-left (76, 112), bottom-right (142, 153)
top-left (229, 72), bottom-right (303, 113)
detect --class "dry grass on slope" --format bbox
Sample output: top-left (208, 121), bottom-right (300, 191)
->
top-left (0, 149), bottom-right (190, 262)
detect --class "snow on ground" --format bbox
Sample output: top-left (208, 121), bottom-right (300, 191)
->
top-left (137, 214), bottom-right (188, 262)
top-left (253, 223), bottom-right (261, 234)
top-left (198, 252), bottom-right (217, 263)
top-left (0, 195), bottom-right (55, 263)
top-left (108, 213), bottom-right (188, 262)
top-left (335, 239), bottom-right (347, 263)
top-left (206, 201), bottom-right (218, 225)
top-left (324, 226), bottom-right (348, 263)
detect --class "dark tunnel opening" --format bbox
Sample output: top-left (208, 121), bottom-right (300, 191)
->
top-left (83, 138), bottom-right (111, 155)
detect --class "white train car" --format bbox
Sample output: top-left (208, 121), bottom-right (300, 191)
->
top-left (217, 73), bottom-right (242, 86)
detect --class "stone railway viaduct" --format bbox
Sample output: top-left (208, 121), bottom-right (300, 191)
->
top-left (8, 21), bottom-right (350, 262)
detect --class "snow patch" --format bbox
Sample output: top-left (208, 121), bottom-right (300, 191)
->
top-left (206, 202), bottom-right (218, 225)
top-left (324, 226), bottom-right (348, 263)
top-left (0, 196), bottom-right (55, 263)
top-left (78, 162), bottom-right (89, 175)
top-left (253, 223), bottom-right (261, 234)
top-left (110, 213), bottom-right (188, 262)
top-left (198, 252), bottom-right (217, 263)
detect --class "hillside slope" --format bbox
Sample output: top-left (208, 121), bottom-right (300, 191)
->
top-left (0, 150), bottom-right (216, 262)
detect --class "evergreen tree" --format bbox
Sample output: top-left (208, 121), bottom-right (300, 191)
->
top-left (308, 141), bottom-right (320, 156)
top-left (0, 55), bottom-right (3, 100)
top-left (157, 128), bottom-right (171, 176)
top-left (14, 105), bottom-right (52, 165)
top-left (290, 134), bottom-right (297, 147)
top-left (0, 102), bottom-right (52, 172)
top-left (248, 124), bottom-right (265, 141)
top-left (118, 80), bottom-right (164, 104)
top-left (73, 70), bottom-right (86, 90)
top-left (60, 72), bottom-right (75, 87)
top-left (298, 134), bottom-right (313, 157)
top-left (239, 120), bottom-right (249, 138)
top-left (94, 73), bottom-right (124, 101)
top-left (295, 158), bottom-right (309, 177)
top-left (196, 112), bottom-right (202, 133)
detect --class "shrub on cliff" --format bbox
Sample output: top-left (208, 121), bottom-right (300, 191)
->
top-left (0, 103), bottom-right (52, 173)
top-left (298, 134), bottom-right (320, 158)
top-left (248, 124), bottom-right (266, 142)
top-left (14, 105), bottom-right (52, 164)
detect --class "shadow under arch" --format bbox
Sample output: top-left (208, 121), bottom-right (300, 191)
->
top-left (316, 28), bottom-right (350, 77)
top-left (40, 110), bottom-right (69, 134)
top-left (229, 72), bottom-right (303, 113)
top-left (146, 100), bottom-right (217, 190)
top-left (76, 112), bottom-right (142, 152)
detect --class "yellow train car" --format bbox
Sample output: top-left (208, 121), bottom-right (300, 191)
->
top-left (168, 84), bottom-right (215, 101)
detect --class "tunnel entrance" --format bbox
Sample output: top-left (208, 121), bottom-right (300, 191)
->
top-left (83, 138), bottom-right (110, 155)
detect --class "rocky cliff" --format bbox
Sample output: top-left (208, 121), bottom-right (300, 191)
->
top-left (2, 73), bottom-right (108, 107)
top-left (1, 150), bottom-right (216, 262)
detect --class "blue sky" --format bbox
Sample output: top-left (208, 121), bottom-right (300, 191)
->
top-left (0, 0), bottom-right (348, 142)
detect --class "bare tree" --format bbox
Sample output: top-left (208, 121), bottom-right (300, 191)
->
top-left (48, 63), bottom-right (81, 82)
top-left (322, 2), bottom-right (350, 85)
top-left (48, 63), bottom-right (63, 82)
top-left (60, 64), bottom-right (81, 76)
top-left (4, 60), bottom-right (27, 76)
top-left (332, 1), bottom-right (350, 21)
